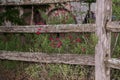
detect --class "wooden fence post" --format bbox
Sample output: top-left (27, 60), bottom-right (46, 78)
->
top-left (95, 0), bottom-right (112, 80)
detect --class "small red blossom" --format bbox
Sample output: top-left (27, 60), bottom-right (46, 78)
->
top-left (49, 37), bottom-right (54, 41)
top-left (36, 28), bottom-right (42, 35)
top-left (36, 31), bottom-right (41, 35)
top-left (56, 37), bottom-right (60, 41)
top-left (60, 33), bottom-right (65, 38)
top-left (38, 28), bottom-right (41, 31)
top-left (56, 41), bottom-right (62, 48)
top-left (81, 48), bottom-right (86, 52)
top-left (76, 38), bottom-right (82, 43)
top-left (68, 35), bottom-right (72, 40)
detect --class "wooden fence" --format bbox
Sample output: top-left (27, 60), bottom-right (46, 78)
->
top-left (0, 0), bottom-right (120, 80)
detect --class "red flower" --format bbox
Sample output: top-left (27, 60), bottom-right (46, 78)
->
top-left (56, 38), bottom-right (60, 41)
top-left (36, 28), bottom-right (42, 35)
top-left (49, 37), bottom-right (54, 41)
top-left (36, 31), bottom-right (41, 35)
top-left (81, 48), bottom-right (86, 52)
top-left (60, 33), bottom-right (65, 38)
top-left (76, 38), bottom-right (81, 43)
top-left (56, 41), bottom-right (62, 48)
top-left (68, 35), bottom-right (72, 40)
top-left (38, 28), bottom-right (41, 31)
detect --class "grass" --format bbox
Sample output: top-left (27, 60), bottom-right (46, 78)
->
top-left (0, 33), bottom-right (96, 55)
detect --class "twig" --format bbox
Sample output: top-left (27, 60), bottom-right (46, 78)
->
top-left (30, 6), bottom-right (34, 25)
top-left (112, 33), bottom-right (119, 54)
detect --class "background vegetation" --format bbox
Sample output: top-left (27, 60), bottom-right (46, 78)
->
top-left (0, 0), bottom-right (120, 80)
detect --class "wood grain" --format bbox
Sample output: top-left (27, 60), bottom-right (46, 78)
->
top-left (0, 24), bottom-right (96, 33)
top-left (95, 0), bottom-right (112, 80)
top-left (0, 0), bottom-right (81, 5)
top-left (0, 51), bottom-right (94, 66)
top-left (108, 58), bottom-right (120, 70)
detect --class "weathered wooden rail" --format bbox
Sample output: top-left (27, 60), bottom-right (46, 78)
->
top-left (0, 51), bottom-right (95, 66)
top-left (0, 0), bottom-right (120, 80)
top-left (0, 22), bottom-right (119, 33)
top-left (0, 51), bottom-right (120, 70)
top-left (0, 24), bottom-right (96, 33)
top-left (0, 0), bottom-right (81, 5)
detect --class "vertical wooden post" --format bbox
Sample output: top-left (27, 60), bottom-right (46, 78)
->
top-left (95, 0), bottom-right (112, 80)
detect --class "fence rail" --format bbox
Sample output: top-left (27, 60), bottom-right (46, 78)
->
top-left (0, 0), bottom-right (81, 5)
top-left (108, 58), bottom-right (120, 70)
top-left (0, 51), bottom-right (94, 66)
top-left (0, 24), bottom-right (95, 33)
top-left (0, 51), bottom-right (120, 70)
top-left (107, 21), bottom-right (120, 32)
top-left (0, 22), bottom-right (120, 33)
